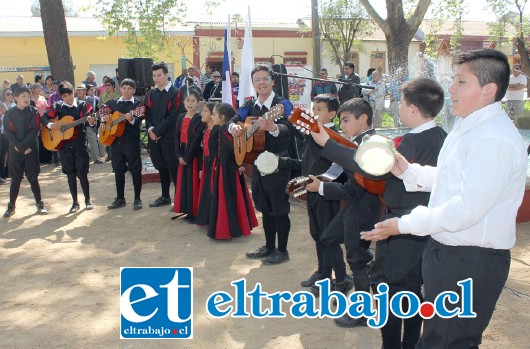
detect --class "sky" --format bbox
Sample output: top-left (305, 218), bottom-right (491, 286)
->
top-left (2, 0), bottom-right (528, 22)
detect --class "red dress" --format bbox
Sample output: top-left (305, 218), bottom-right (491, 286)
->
top-left (173, 114), bottom-right (204, 217)
top-left (208, 125), bottom-right (258, 239)
top-left (195, 126), bottom-right (219, 226)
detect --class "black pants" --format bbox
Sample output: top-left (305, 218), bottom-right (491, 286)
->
top-left (321, 211), bottom-right (373, 286)
top-left (263, 212), bottom-right (290, 253)
top-left (416, 239), bottom-right (510, 349)
top-left (370, 232), bottom-right (427, 349)
top-left (149, 140), bottom-right (178, 199)
top-left (307, 192), bottom-right (339, 277)
top-left (8, 145), bottom-right (42, 205)
top-left (0, 134), bottom-right (8, 178)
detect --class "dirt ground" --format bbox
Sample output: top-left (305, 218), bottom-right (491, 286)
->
top-left (0, 160), bottom-right (529, 349)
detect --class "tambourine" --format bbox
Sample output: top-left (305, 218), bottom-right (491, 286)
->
top-left (354, 134), bottom-right (396, 176)
top-left (254, 151), bottom-right (279, 176)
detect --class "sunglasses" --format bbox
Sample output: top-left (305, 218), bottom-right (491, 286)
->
top-left (213, 76), bottom-right (221, 78)
top-left (5, 93), bottom-right (12, 95)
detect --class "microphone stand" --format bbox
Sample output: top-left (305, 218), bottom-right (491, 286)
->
top-left (270, 71), bottom-right (375, 90)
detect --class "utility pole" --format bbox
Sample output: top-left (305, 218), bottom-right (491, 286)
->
top-left (312, 0), bottom-right (321, 72)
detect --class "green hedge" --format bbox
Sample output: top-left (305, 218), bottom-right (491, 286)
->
top-left (517, 116), bottom-right (530, 129)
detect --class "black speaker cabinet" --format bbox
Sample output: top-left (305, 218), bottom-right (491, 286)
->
top-left (118, 58), bottom-right (134, 81)
top-left (133, 58), bottom-right (154, 89)
top-left (271, 64), bottom-right (289, 99)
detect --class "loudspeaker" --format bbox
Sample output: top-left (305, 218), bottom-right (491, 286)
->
top-left (118, 58), bottom-right (134, 81)
top-left (271, 64), bottom-right (289, 99)
top-left (133, 58), bottom-right (154, 89)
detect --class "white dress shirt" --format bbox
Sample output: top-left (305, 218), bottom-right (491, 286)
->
top-left (229, 91), bottom-right (281, 136)
top-left (397, 102), bottom-right (527, 249)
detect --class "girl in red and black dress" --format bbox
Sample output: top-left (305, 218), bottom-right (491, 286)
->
top-left (208, 103), bottom-right (258, 240)
top-left (173, 89), bottom-right (205, 220)
top-left (195, 102), bottom-right (219, 226)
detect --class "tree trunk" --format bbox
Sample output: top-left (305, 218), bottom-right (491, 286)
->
top-left (386, 32), bottom-right (410, 75)
top-left (39, 0), bottom-right (75, 84)
top-left (516, 37), bottom-right (530, 98)
top-left (359, 0), bottom-right (431, 76)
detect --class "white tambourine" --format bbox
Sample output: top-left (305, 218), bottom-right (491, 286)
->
top-left (354, 134), bottom-right (396, 176)
top-left (254, 151), bottom-right (279, 176)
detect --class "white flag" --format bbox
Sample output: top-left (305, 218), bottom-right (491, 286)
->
top-left (222, 16), bottom-right (235, 107)
top-left (238, 8), bottom-right (255, 108)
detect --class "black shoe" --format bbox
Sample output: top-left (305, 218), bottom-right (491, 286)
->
top-left (133, 199), bottom-right (143, 210)
top-left (105, 157), bottom-right (112, 162)
top-left (149, 196), bottom-right (171, 208)
top-left (69, 202), bottom-right (80, 213)
top-left (54, 161), bottom-right (61, 167)
top-left (334, 278), bottom-right (354, 295)
top-left (3, 203), bottom-right (15, 218)
top-left (0, 177), bottom-right (7, 185)
top-left (301, 271), bottom-right (322, 287)
top-left (94, 159), bottom-right (104, 164)
top-left (107, 198), bottom-right (126, 209)
top-left (85, 201), bottom-right (94, 210)
top-left (309, 284), bottom-right (321, 297)
top-left (334, 314), bottom-right (367, 328)
top-left (262, 250), bottom-right (290, 265)
top-left (332, 278), bottom-right (354, 306)
top-left (36, 201), bottom-right (48, 215)
top-left (309, 278), bottom-right (334, 298)
top-left (246, 246), bottom-right (275, 259)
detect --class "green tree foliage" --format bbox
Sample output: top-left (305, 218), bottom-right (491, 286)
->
top-left (91, 0), bottom-right (187, 60)
top-left (487, 0), bottom-right (529, 94)
top-left (486, 0), bottom-right (528, 47)
top-left (423, 0), bottom-right (468, 56)
top-left (319, 0), bottom-right (375, 73)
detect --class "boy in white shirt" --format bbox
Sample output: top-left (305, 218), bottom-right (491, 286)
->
top-left (361, 49), bottom-right (527, 348)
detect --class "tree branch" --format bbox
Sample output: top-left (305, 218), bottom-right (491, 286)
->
top-left (407, 0), bottom-right (432, 37)
top-left (358, 0), bottom-right (388, 33)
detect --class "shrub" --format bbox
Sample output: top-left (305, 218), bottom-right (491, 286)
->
top-left (516, 116), bottom-right (530, 130)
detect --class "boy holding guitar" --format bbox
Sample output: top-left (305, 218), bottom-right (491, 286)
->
top-left (2, 86), bottom-right (48, 217)
top-left (100, 79), bottom-right (144, 211)
top-left (306, 98), bottom-right (382, 328)
top-left (41, 82), bottom-right (97, 213)
top-left (229, 65), bottom-right (297, 265)
top-left (297, 94), bottom-right (343, 290)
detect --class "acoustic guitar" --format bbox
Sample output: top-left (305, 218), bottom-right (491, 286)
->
top-left (287, 107), bottom-right (387, 195)
top-left (99, 106), bottom-right (145, 146)
top-left (41, 110), bottom-right (105, 151)
top-left (286, 174), bottom-right (336, 198)
top-left (233, 104), bottom-right (284, 166)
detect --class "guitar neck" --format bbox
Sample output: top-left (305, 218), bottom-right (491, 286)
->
top-left (62, 115), bottom-right (92, 131)
top-left (110, 107), bottom-right (143, 127)
top-left (111, 115), bottom-right (128, 128)
top-left (288, 108), bottom-right (356, 149)
top-left (245, 111), bottom-right (280, 138)
top-left (322, 127), bottom-right (357, 149)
